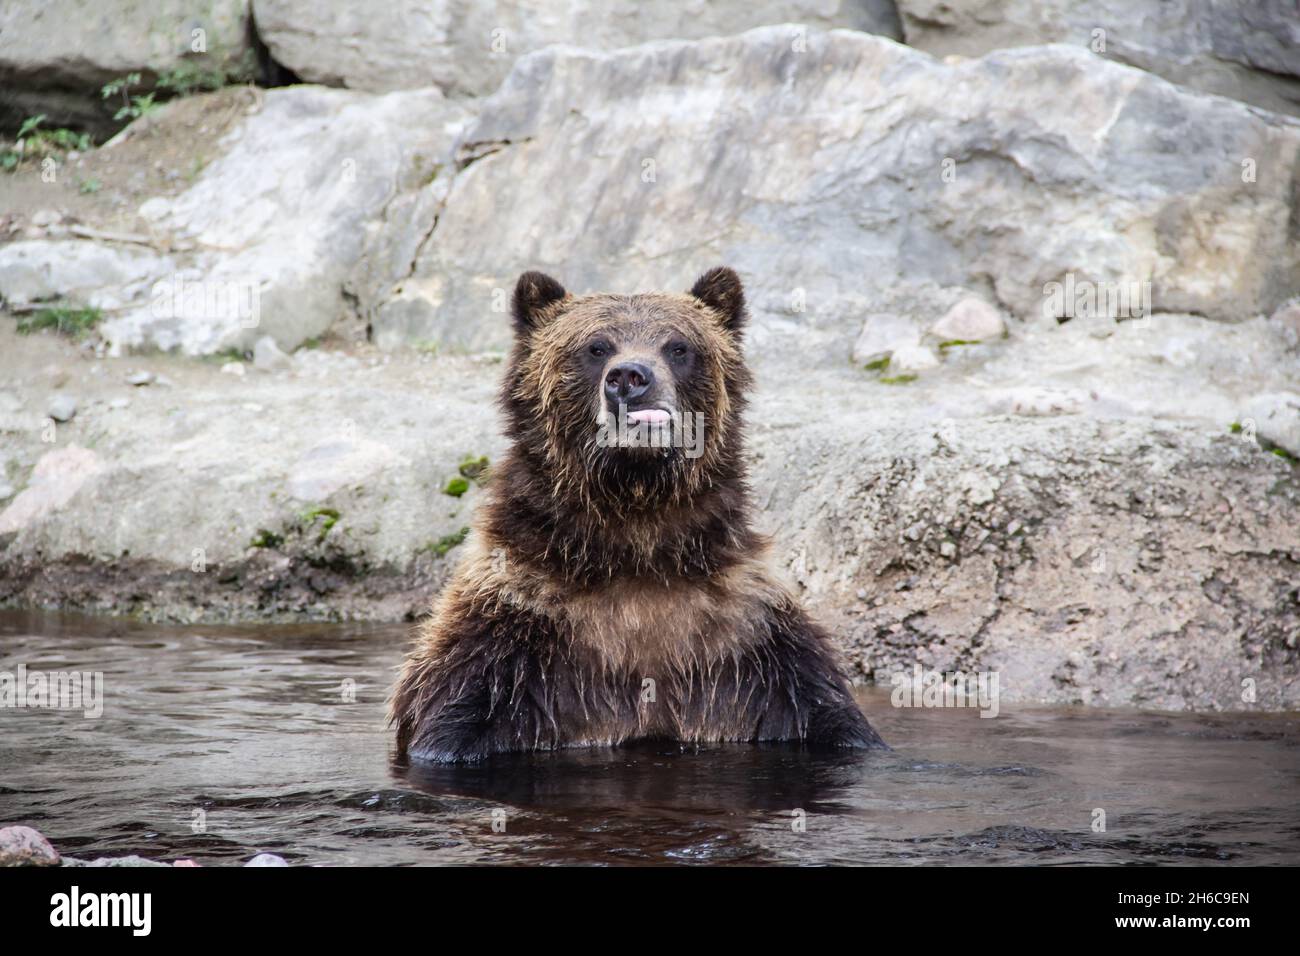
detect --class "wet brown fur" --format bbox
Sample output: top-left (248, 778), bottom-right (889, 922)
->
top-left (390, 268), bottom-right (885, 762)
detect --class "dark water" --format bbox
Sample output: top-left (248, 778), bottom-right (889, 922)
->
top-left (2, 610), bottom-right (1298, 866)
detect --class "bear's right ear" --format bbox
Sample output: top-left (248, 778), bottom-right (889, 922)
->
top-left (511, 271), bottom-right (567, 336)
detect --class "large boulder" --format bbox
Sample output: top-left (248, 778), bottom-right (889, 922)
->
top-left (253, 0), bottom-right (902, 96)
top-left (373, 27), bottom-right (1300, 357)
top-left (897, 0), bottom-right (1300, 117)
top-left (88, 85), bottom-right (470, 354)
top-left (0, 0), bottom-right (255, 133)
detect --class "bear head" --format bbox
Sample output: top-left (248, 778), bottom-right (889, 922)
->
top-left (501, 267), bottom-right (753, 508)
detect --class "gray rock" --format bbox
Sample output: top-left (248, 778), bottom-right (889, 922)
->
top-left (98, 86), bottom-right (471, 356)
top-left (928, 297), bottom-right (1006, 343)
top-left (252, 336), bottom-right (292, 371)
top-left (126, 370), bottom-right (154, 386)
top-left (375, 28), bottom-right (1300, 357)
top-left (245, 853), bottom-right (288, 867)
top-left (0, 1), bottom-right (254, 132)
top-left (851, 314), bottom-right (922, 367)
top-left (0, 825), bottom-right (60, 866)
top-left (0, 240), bottom-right (173, 311)
top-left (897, 0), bottom-right (1300, 117)
top-left (46, 393), bottom-right (77, 422)
top-left (255, 0), bottom-right (901, 96)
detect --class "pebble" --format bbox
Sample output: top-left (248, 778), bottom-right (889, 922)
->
top-left (126, 370), bottom-right (155, 386)
top-left (253, 335), bottom-right (292, 371)
top-left (929, 296), bottom-right (1006, 342)
top-left (47, 393), bottom-right (77, 422)
top-left (220, 361), bottom-right (246, 377)
top-left (0, 825), bottom-right (60, 866)
top-left (245, 853), bottom-right (288, 867)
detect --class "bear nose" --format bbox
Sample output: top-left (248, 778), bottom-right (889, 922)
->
top-left (604, 362), bottom-right (654, 403)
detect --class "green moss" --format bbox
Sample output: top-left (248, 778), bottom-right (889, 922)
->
top-left (429, 526), bottom-right (470, 558)
top-left (458, 454), bottom-right (490, 481)
top-left (880, 374), bottom-right (918, 385)
top-left (443, 476), bottom-right (470, 497)
top-left (1271, 447), bottom-right (1297, 462)
top-left (16, 306), bottom-right (102, 338)
top-left (862, 356), bottom-right (890, 372)
top-left (301, 506), bottom-right (341, 541)
top-left (1229, 422), bottom-right (1243, 434)
top-left (937, 339), bottom-right (980, 350)
top-left (249, 529), bottom-right (283, 549)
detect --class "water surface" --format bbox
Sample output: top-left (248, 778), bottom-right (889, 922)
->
top-left (2, 610), bottom-right (1297, 865)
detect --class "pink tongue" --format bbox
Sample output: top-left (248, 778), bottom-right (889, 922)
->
top-left (627, 409), bottom-right (671, 425)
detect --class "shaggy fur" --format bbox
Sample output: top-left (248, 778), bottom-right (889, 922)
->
top-left (390, 267), bottom-right (885, 762)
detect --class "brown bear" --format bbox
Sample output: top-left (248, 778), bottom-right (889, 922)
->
top-left (389, 267), bottom-right (885, 762)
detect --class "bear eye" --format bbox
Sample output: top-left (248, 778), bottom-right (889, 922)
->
top-left (588, 341), bottom-right (611, 359)
top-left (668, 341), bottom-right (690, 359)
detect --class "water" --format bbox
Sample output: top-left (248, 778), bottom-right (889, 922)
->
top-left (2, 610), bottom-right (1298, 866)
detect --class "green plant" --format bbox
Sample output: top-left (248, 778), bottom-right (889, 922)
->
top-left (249, 529), bottom-right (283, 549)
top-left (429, 527), bottom-right (470, 558)
top-left (2, 114), bottom-right (93, 171)
top-left (301, 506), bottom-right (341, 541)
top-left (458, 454), bottom-right (490, 481)
top-left (443, 476), bottom-right (470, 497)
top-left (15, 306), bottom-right (102, 338)
top-left (879, 374), bottom-right (918, 385)
top-left (77, 177), bottom-right (102, 194)
top-left (101, 73), bottom-right (159, 122)
top-left (861, 356), bottom-right (890, 372)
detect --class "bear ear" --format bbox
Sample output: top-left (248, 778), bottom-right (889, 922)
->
top-left (512, 271), bottom-right (567, 335)
top-left (689, 266), bottom-right (746, 336)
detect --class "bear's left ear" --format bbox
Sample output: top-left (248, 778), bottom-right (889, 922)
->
top-left (512, 271), bottom-right (568, 336)
top-left (689, 266), bottom-right (746, 336)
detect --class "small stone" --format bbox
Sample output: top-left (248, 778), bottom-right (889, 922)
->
top-left (220, 361), bottom-right (246, 377)
top-left (890, 343), bottom-right (940, 372)
top-left (126, 370), bottom-right (155, 386)
top-left (929, 297), bottom-right (1006, 343)
top-left (852, 314), bottom-right (922, 366)
top-left (47, 393), bottom-right (77, 422)
top-left (0, 483), bottom-right (13, 500)
top-left (109, 397), bottom-right (130, 410)
top-left (137, 197), bottom-right (172, 222)
top-left (30, 209), bottom-right (62, 227)
top-left (173, 859), bottom-right (200, 867)
top-left (252, 336), bottom-right (292, 371)
top-left (0, 825), bottom-right (60, 866)
top-left (245, 853), bottom-right (288, 867)
top-left (940, 541), bottom-right (957, 558)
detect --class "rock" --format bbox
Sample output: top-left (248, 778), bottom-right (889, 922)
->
top-left (173, 859), bottom-right (200, 866)
top-left (0, 445), bottom-right (101, 535)
top-left (890, 343), bottom-right (941, 373)
top-left (0, 825), bottom-right (59, 866)
top-left (0, 240), bottom-right (173, 311)
top-left (245, 853), bottom-right (288, 867)
top-left (0, 482), bottom-right (14, 500)
top-left (1241, 392), bottom-right (1300, 457)
top-left (220, 361), bottom-right (245, 376)
top-left (46, 393), bottom-right (77, 422)
top-left (851, 314), bottom-right (922, 366)
top-left (896, 0), bottom-right (1300, 117)
top-left (376, 28), bottom-right (1300, 355)
top-left (928, 297), bottom-right (1006, 343)
top-left (30, 209), bottom-right (62, 227)
top-left (126, 370), bottom-right (154, 386)
top-left (62, 855), bottom-right (170, 867)
top-left (108, 397), bottom-right (130, 410)
top-left (0, 0), bottom-right (255, 133)
top-left (252, 336), bottom-right (292, 371)
top-left (98, 86), bottom-right (471, 356)
top-left (255, 0), bottom-right (901, 96)
top-left (137, 198), bottom-right (172, 223)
